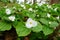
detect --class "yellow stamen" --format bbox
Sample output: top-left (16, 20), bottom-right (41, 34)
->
top-left (30, 22), bottom-right (32, 24)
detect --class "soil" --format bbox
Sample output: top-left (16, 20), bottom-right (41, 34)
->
top-left (3, 27), bottom-right (17, 40)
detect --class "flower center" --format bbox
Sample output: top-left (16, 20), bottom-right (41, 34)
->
top-left (30, 22), bottom-right (32, 24)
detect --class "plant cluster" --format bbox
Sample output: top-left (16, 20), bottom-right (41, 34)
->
top-left (0, 0), bottom-right (60, 38)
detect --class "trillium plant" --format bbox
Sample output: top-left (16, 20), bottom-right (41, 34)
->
top-left (26, 18), bottom-right (37, 28)
top-left (0, 0), bottom-right (60, 37)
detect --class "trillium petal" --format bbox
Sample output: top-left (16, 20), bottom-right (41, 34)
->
top-left (26, 22), bottom-right (33, 28)
top-left (29, 8), bottom-right (33, 11)
top-left (47, 13), bottom-right (51, 18)
top-left (27, 18), bottom-right (33, 22)
top-left (56, 16), bottom-right (59, 20)
top-left (17, 0), bottom-right (24, 4)
top-left (49, 22), bottom-right (51, 24)
top-left (54, 8), bottom-right (57, 11)
top-left (32, 21), bottom-right (37, 27)
top-left (47, 5), bottom-right (51, 8)
top-left (10, 0), bottom-right (13, 3)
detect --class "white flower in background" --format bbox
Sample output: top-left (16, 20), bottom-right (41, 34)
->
top-left (37, 1), bottom-right (45, 6)
top-left (20, 4), bottom-right (26, 9)
top-left (37, 3), bottom-right (42, 6)
top-left (23, 6), bottom-right (26, 9)
top-left (37, 0), bottom-right (46, 3)
top-left (37, 0), bottom-right (47, 6)
top-left (10, 0), bottom-right (13, 3)
top-left (6, 8), bottom-right (11, 15)
top-left (26, 0), bottom-right (32, 4)
top-left (17, 0), bottom-right (24, 4)
top-left (36, 14), bottom-right (39, 17)
top-left (47, 5), bottom-right (51, 8)
top-left (41, 1), bottom-right (46, 4)
top-left (26, 18), bottom-right (37, 28)
top-left (26, 1), bottom-right (30, 4)
top-left (54, 8), bottom-right (58, 11)
top-left (47, 13), bottom-right (51, 18)
top-left (49, 21), bottom-right (51, 24)
top-left (37, 0), bottom-right (41, 3)
top-left (56, 16), bottom-right (59, 20)
top-left (26, 0), bottom-right (33, 5)
top-left (28, 8), bottom-right (33, 11)
top-left (21, 4), bottom-right (25, 7)
top-left (8, 16), bottom-right (15, 21)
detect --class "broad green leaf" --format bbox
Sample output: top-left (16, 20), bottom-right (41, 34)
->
top-left (32, 23), bottom-right (43, 32)
top-left (22, 10), bottom-right (35, 18)
top-left (50, 21), bottom-right (59, 28)
top-left (25, 4), bottom-right (31, 9)
top-left (16, 22), bottom-right (31, 36)
top-left (0, 8), bottom-right (5, 17)
top-left (43, 26), bottom-right (53, 35)
top-left (40, 18), bottom-right (49, 25)
top-left (0, 21), bottom-right (11, 31)
top-left (40, 13), bottom-right (47, 17)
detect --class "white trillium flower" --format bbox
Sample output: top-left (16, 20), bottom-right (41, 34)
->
top-left (37, 0), bottom-right (46, 6)
top-left (21, 4), bottom-right (25, 7)
top-left (36, 14), bottom-right (39, 17)
top-left (21, 4), bottom-right (26, 9)
top-left (37, 3), bottom-right (43, 6)
top-left (41, 1), bottom-right (46, 4)
top-left (29, 8), bottom-right (33, 11)
top-left (10, 0), bottom-right (13, 3)
top-left (26, 18), bottom-right (37, 28)
top-left (47, 5), bottom-right (51, 8)
top-left (6, 8), bottom-right (11, 15)
top-left (37, 2), bottom-right (45, 6)
top-left (17, 0), bottom-right (24, 4)
top-left (8, 16), bottom-right (15, 21)
top-left (26, 1), bottom-right (30, 4)
top-left (56, 16), bottom-right (59, 20)
top-left (54, 8), bottom-right (57, 11)
top-left (37, 0), bottom-right (41, 3)
top-left (47, 13), bottom-right (51, 18)
top-left (49, 21), bottom-right (51, 24)
top-left (26, 0), bottom-right (32, 4)
top-left (23, 6), bottom-right (26, 9)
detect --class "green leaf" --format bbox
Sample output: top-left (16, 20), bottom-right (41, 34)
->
top-left (22, 10), bottom-right (35, 18)
top-left (40, 13), bottom-right (47, 17)
top-left (0, 21), bottom-right (11, 31)
top-left (50, 21), bottom-right (59, 28)
top-left (40, 18), bottom-right (49, 25)
top-left (17, 38), bottom-right (21, 40)
top-left (58, 19), bottom-right (60, 23)
top-left (0, 0), bottom-right (9, 3)
top-left (32, 23), bottom-right (43, 32)
top-left (43, 26), bottom-right (53, 35)
top-left (0, 8), bottom-right (5, 17)
top-left (25, 4), bottom-right (31, 9)
top-left (16, 22), bottom-right (31, 36)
